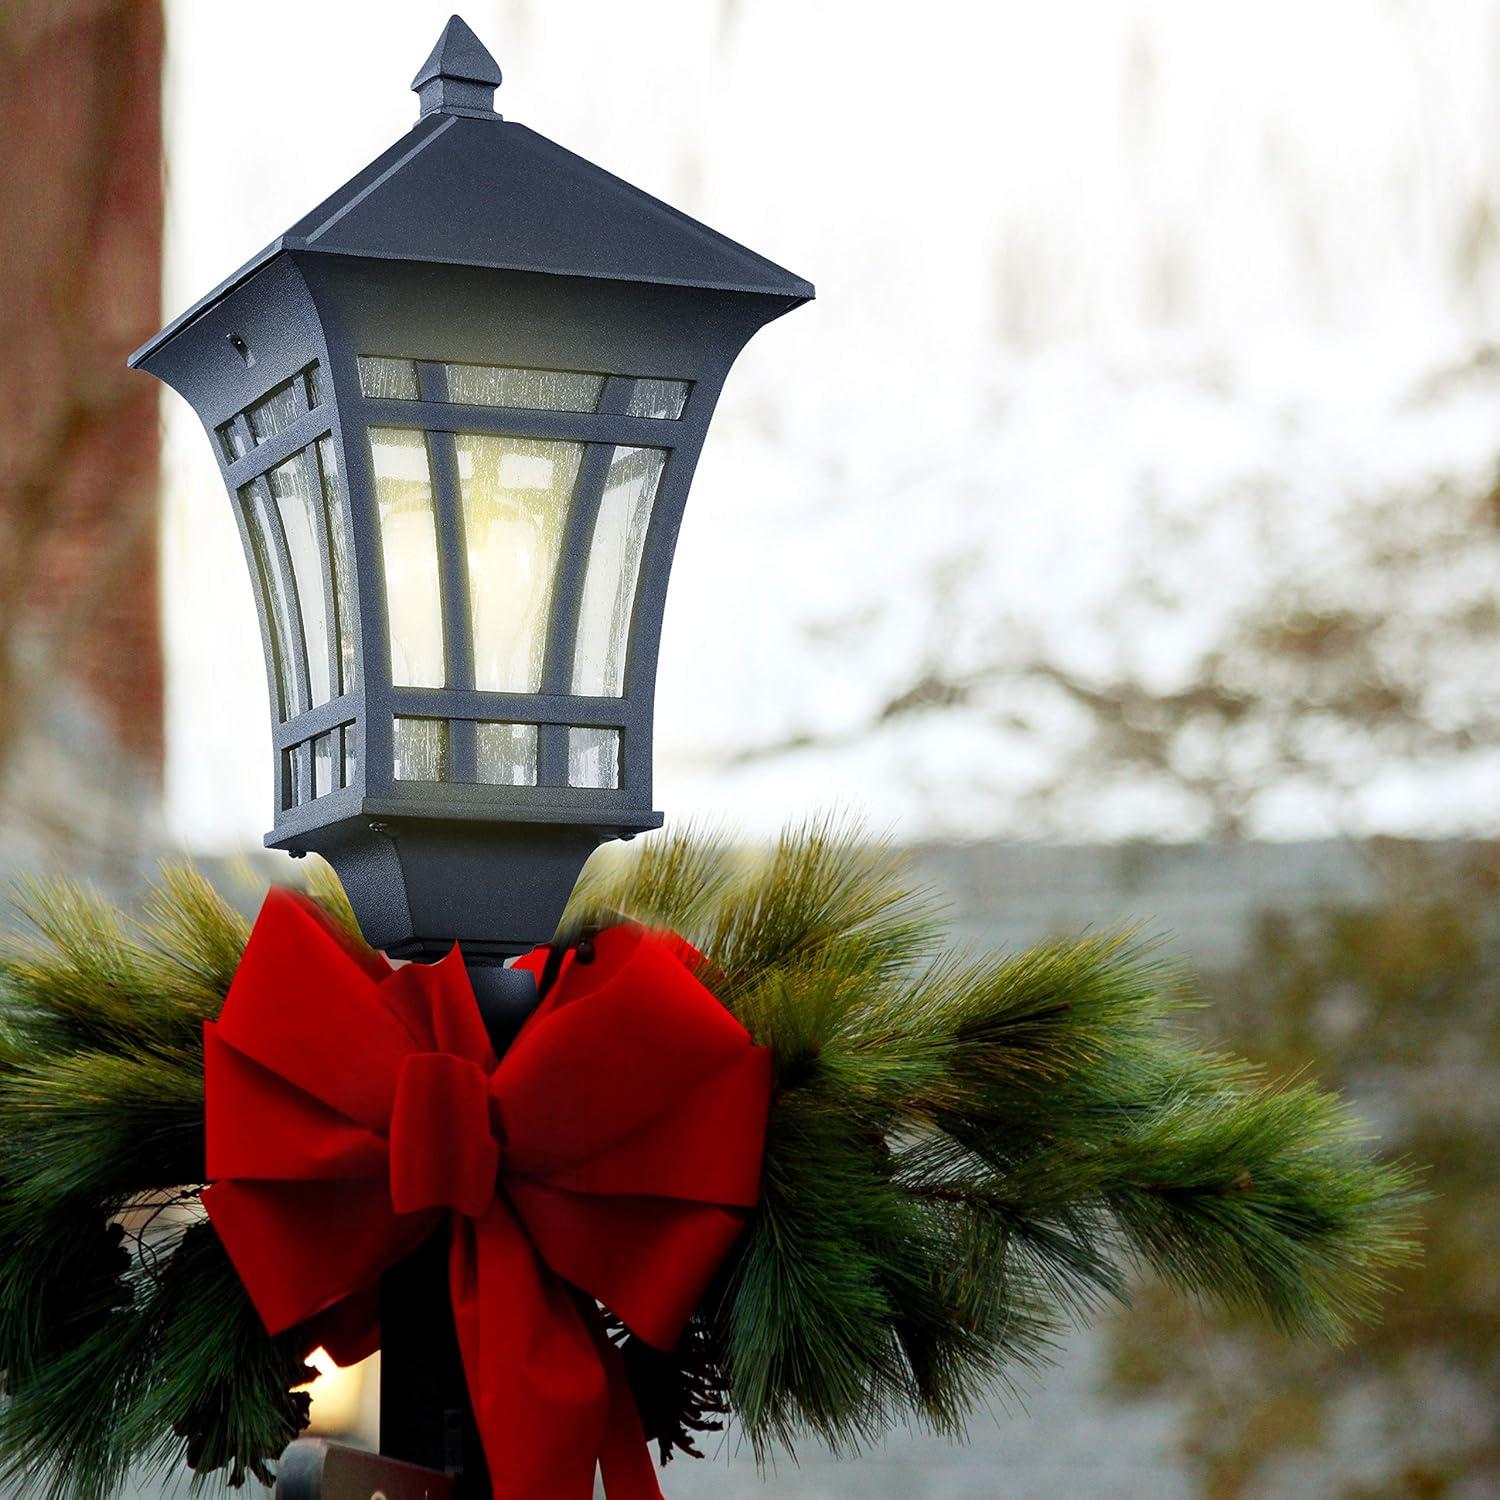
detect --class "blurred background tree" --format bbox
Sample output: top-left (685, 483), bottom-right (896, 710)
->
top-left (0, 0), bottom-right (164, 877)
top-left (734, 388), bottom-right (1500, 842)
top-left (1105, 842), bottom-right (1500, 1498)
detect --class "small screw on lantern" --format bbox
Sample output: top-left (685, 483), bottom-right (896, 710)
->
top-left (131, 16), bottom-right (813, 965)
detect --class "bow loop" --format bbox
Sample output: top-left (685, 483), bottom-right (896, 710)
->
top-left (389, 1052), bottom-right (500, 1220)
top-left (203, 891), bottom-right (772, 1500)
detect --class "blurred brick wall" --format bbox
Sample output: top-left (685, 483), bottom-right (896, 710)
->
top-left (0, 0), bottom-right (164, 777)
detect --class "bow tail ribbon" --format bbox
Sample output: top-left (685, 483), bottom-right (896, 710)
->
top-left (451, 1209), bottom-right (655, 1500)
top-left (202, 890), bottom-right (772, 1500)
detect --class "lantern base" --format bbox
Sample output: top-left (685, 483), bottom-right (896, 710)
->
top-left (270, 814), bottom-right (630, 961)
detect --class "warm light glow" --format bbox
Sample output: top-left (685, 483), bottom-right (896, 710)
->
top-left (371, 428), bottom-right (445, 687)
top-left (295, 1346), bottom-right (371, 1437)
top-left (457, 435), bottom-right (580, 693)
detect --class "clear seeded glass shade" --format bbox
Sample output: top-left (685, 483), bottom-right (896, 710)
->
top-left (371, 428), bottom-right (445, 688)
top-left (239, 485), bottom-right (304, 720)
top-left (625, 379), bottom-right (690, 420)
top-left (571, 447), bottom-right (665, 697)
top-left (357, 356), bottom-right (421, 400)
top-left (476, 722), bottom-right (538, 785)
top-left (568, 726), bottom-right (620, 788)
top-left (267, 449), bottom-right (333, 707)
top-left (393, 716), bottom-right (448, 780)
top-left (248, 380), bottom-right (303, 444)
top-left (318, 436), bottom-right (357, 698)
top-left (456, 434), bottom-right (582, 693)
top-left (235, 421), bottom-right (354, 728)
top-left (446, 365), bottom-right (604, 413)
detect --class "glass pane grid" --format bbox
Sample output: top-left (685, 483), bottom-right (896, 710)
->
top-left (568, 726), bottom-right (621, 789)
top-left (357, 355), bottom-right (690, 421)
top-left (475, 722), bottom-right (539, 786)
top-left (457, 433), bottom-right (581, 694)
top-left (241, 433), bottom-right (358, 730)
top-left (279, 720), bottom-right (357, 811)
top-left (445, 363), bottom-right (604, 413)
top-left (358, 355), bottom-right (421, 400)
top-left (371, 428), bottom-right (445, 689)
top-left (218, 362), bottom-right (322, 462)
top-left (570, 446), bottom-right (666, 698)
top-left (394, 716), bottom-right (449, 782)
top-left (238, 482), bottom-right (302, 722)
top-left (267, 449), bottom-right (333, 708)
top-left (388, 719), bottom-right (622, 791)
top-left (316, 436), bottom-right (357, 696)
top-left (625, 378), bottom-right (691, 420)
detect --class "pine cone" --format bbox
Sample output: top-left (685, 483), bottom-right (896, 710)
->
top-left (607, 1313), bottom-right (729, 1466)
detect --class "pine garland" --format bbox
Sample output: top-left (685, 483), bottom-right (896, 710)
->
top-left (0, 825), bottom-right (1421, 1497)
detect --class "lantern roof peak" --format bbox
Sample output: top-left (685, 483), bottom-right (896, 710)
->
top-left (412, 15), bottom-right (502, 119)
top-left (127, 20), bottom-right (812, 368)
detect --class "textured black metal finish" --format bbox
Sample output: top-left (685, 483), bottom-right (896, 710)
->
top-left (412, 16), bottom-right (502, 121)
top-left (302, 814), bottom-right (610, 962)
top-left (468, 963), bottom-right (541, 1053)
top-left (128, 18), bottom-right (809, 954)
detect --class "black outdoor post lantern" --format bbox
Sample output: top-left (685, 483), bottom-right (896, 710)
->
top-left (130, 14), bottom-right (811, 969)
top-left (129, 15), bottom-right (811, 1498)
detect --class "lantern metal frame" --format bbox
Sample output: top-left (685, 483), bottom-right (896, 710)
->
top-left (130, 18), bottom-right (812, 964)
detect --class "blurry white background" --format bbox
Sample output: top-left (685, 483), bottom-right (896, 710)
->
top-left (162, 0), bottom-right (1500, 851)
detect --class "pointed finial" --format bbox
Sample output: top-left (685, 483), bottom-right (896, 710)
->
top-left (411, 15), bottom-right (502, 120)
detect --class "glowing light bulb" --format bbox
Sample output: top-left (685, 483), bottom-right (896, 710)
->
top-left (457, 435), bottom-right (580, 693)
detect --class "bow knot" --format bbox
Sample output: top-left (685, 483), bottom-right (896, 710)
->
top-left (201, 890), bottom-right (772, 1500)
top-left (389, 1052), bottom-right (500, 1220)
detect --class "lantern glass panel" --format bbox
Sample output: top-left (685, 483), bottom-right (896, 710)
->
top-left (625, 378), bottom-right (690, 420)
top-left (247, 377), bottom-right (305, 444)
top-left (238, 482), bottom-right (304, 720)
top-left (456, 433), bottom-right (582, 693)
top-left (567, 726), bottom-right (620, 789)
top-left (268, 448), bottom-right (334, 707)
top-left (312, 731), bottom-right (337, 797)
top-left (445, 364), bottom-right (605, 413)
top-left (284, 745), bottom-right (310, 806)
top-left (316, 436), bottom-right (357, 695)
top-left (570, 445), bottom-right (664, 697)
top-left (394, 716), bottom-right (449, 781)
top-left (372, 428), bottom-right (445, 688)
top-left (358, 356), bottom-right (421, 400)
top-left (341, 722), bottom-right (359, 788)
top-left (217, 419), bottom-right (251, 462)
top-left (475, 721), bottom-right (539, 786)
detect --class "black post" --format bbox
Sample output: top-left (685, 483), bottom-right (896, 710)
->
top-left (379, 1233), bottom-right (488, 1497)
top-left (376, 962), bottom-right (540, 1498)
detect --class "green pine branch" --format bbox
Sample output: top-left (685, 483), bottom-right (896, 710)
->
top-left (0, 829), bottom-right (1423, 1496)
top-left (577, 819), bottom-right (1423, 1458)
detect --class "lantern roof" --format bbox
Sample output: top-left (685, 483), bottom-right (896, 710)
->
top-left (131, 15), bottom-right (813, 369)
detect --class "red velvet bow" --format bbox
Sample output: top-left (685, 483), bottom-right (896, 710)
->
top-left (201, 889), bottom-right (772, 1499)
